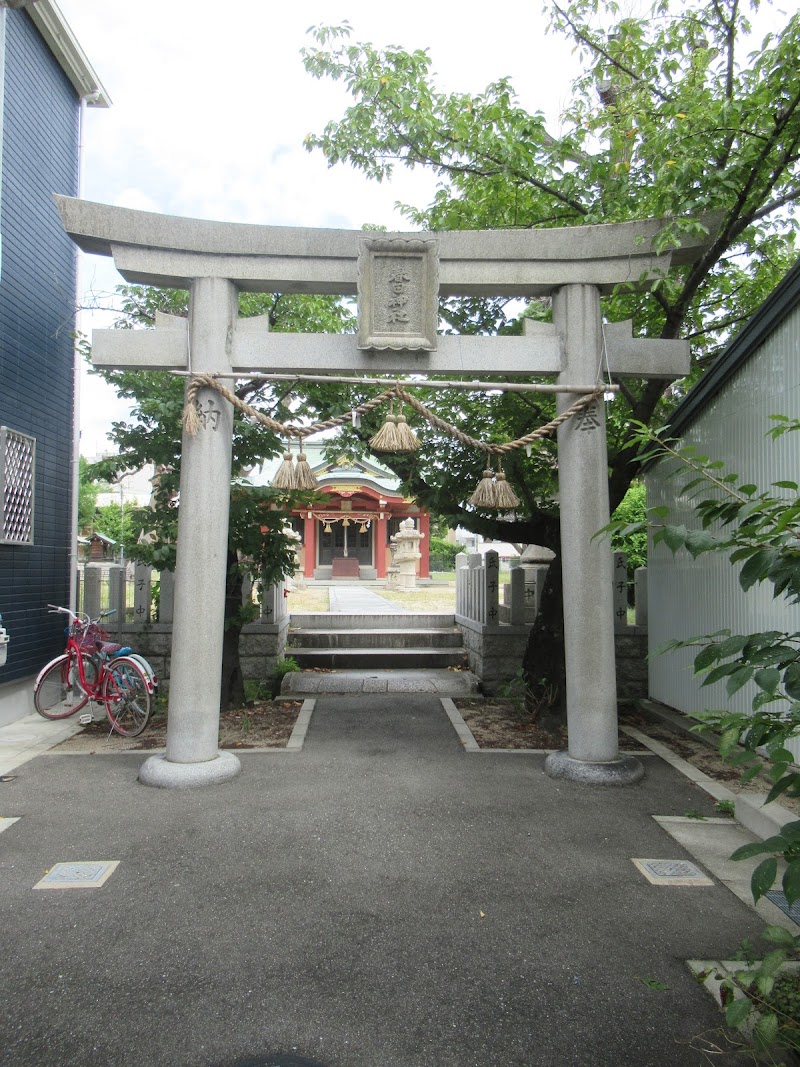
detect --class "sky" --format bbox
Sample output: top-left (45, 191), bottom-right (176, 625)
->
top-left (55, 0), bottom-right (581, 455)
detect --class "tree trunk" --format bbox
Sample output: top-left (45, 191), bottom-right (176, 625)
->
top-left (522, 551), bottom-right (566, 736)
top-left (220, 550), bottom-right (245, 710)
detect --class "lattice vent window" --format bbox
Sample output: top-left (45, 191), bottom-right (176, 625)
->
top-left (1, 427), bottom-right (35, 545)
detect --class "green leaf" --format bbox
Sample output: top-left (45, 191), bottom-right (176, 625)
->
top-left (785, 663), bottom-right (800, 701)
top-left (716, 635), bottom-right (750, 658)
top-left (725, 996), bottom-right (754, 1028)
top-left (726, 666), bottom-right (754, 696)
top-left (684, 529), bottom-right (717, 558)
top-left (662, 524), bottom-right (688, 553)
top-left (783, 859), bottom-right (800, 905)
top-left (752, 1011), bottom-right (779, 1050)
top-left (732, 839), bottom-right (781, 862)
top-left (740, 549), bottom-right (779, 592)
top-left (777, 820), bottom-right (800, 843)
top-left (750, 857), bottom-right (778, 903)
top-left (719, 726), bottom-right (741, 757)
top-left (760, 948), bottom-right (789, 975)
top-left (693, 644), bottom-right (721, 671)
top-left (761, 924), bottom-right (799, 945)
top-left (637, 976), bottom-right (670, 991)
top-left (741, 764), bottom-right (763, 785)
top-left (754, 668), bottom-right (781, 693)
top-left (701, 662), bottom-right (739, 687)
top-left (766, 775), bottom-right (798, 804)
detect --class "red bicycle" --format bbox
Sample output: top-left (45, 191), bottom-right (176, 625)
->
top-left (33, 605), bottom-right (157, 737)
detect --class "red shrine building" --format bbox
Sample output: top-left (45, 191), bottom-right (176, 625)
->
top-left (289, 451), bottom-right (430, 581)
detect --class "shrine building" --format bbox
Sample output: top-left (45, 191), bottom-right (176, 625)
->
top-left (255, 445), bottom-right (430, 581)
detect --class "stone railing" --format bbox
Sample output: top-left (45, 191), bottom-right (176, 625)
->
top-left (80, 563), bottom-right (291, 687)
top-left (454, 549), bottom-right (543, 694)
top-left (455, 547), bottom-right (648, 698)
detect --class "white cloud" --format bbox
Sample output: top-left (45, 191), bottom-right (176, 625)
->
top-left (56, 0), bottom-right (580, 450)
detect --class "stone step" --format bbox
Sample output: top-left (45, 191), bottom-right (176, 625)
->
top-left (289, 612), bottom-right (456, 630)
top-left (287, 627), bottom-right (463, 650)
top-left (290, 647), bottom-right (467, 670)
top-left (282, 668), bottom-right (479, 696)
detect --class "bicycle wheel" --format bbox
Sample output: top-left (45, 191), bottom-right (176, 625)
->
top-left (102, 656), bottom-right (152, 737)
top-left (34, 653), bottom-right (98, 719)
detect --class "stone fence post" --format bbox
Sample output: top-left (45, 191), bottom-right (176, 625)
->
top-left (134, 563), bottom-right (151, 624)
top-left (83, 564), bottom-right (102, 620)
top-left (107, 564), bottom-right (126, 628)
top-left (635, 567), bottom-right (648, 630)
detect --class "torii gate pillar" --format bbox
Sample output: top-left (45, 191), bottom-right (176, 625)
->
top-left (139, 277), bottom-right (242, 788)
top-left (547, 285), bottom-right (643, 785)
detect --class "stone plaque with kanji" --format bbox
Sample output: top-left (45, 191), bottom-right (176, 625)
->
top-left (357, 237), bottom-right (439, 352)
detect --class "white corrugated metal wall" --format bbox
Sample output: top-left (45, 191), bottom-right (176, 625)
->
top-left (647, 307), bottom-right (800, 747)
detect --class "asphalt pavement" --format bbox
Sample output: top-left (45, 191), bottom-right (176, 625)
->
top-left (0, 693), bottom-right (777, 1067)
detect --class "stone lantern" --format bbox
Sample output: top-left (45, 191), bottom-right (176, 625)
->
top-left (392, 518), bottom-right (424, 591)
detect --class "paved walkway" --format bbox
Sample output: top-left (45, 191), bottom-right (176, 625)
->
top-left (0, 694), bottom-right (779, 1066)
top-left (327, 585), bottom-right (409, 614)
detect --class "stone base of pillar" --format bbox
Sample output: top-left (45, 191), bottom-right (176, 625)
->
top-left (138, 751), bottom-right (241, 789)
top-left (544, 750), bottom-right (644, 786)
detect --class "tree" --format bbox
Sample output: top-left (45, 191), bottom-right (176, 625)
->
top-left (92, 502), bottom-right (143, 561)
top-left (77, 455), bottom-right (101, 531)
top-left (88, 286), bottom-right (355, 708)
top-left (610, 482), bottom-right (648, 577)
top-left (299, 0), bottom-right (800, 713)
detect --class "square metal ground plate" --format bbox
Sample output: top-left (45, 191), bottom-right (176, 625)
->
top-left (33, 860), bottom-right (119, 890)
top-left (632, 858), bottom-right (714, 886)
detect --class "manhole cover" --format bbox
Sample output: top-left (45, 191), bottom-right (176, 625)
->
top-left (766, 890), bottom-right (800, 924)
top-left (33, 860), bottom-right (119, 890)
top-left (632, 858), bottom-right (713, 886)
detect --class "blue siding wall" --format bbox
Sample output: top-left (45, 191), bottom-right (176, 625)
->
top-left (0, 10), bottom-right (79, 681)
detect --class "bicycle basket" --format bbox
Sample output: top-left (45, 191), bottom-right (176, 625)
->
top-left (74, 620), bottom-right (112, 652)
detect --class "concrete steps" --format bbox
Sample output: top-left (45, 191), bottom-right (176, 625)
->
top-left (289, 628), bottom-right (463, 650)
top-left (282, 668), bottom-right (479, 696)
top-left (286, 613), bottom-right (467, 671)
top-left (290, 613), bottom-right (456, 629)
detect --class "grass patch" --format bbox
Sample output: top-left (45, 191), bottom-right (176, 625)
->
top-left (285, 585), bottom-right (330, 612)
top-left (378, 587), bottom-right (457, 612)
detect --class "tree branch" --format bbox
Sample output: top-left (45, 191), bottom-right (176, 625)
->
top-left (552, 3), bottom-right (670, 103)
top-left (749, 184), bottom-right (800, 224)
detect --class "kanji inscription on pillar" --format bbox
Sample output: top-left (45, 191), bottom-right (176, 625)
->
top-left (574, 401), bottom-right (601, 431)
top-left (357, 237), bottom-right (439, 352)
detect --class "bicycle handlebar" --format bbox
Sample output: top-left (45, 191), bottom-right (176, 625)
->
top-left (46, 605), bottom-right (117, 627)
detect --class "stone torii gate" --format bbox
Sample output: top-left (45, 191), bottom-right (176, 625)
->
top-left (57, 196), bottom-right (711, 789)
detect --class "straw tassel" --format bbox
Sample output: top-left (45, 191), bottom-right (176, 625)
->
top-left (369, 408), bottom-right (400, 452)
top-left (294, 448), bottom-right (318, 490)
top-left (493, 462), bottom-right (520, 510)
top-left (271, 449), bottom-right (296, 489)
top-left (182, 384), bottom-right (202, 437)
top-left (469, 467), bottom-right (498, 508)
top-left (394, 410), bottom-right (420, 452)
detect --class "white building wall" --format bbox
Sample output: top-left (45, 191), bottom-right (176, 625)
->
top-left (647, 307), bottom-right (800, 750)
